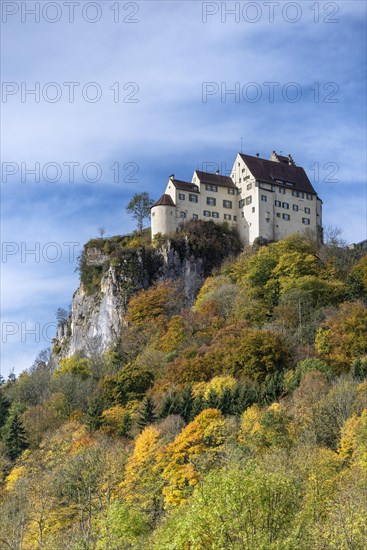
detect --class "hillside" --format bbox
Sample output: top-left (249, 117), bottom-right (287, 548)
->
top-left (0, 222), bottom-right (367, 549)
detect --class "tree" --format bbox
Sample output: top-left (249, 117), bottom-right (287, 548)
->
top-left (55, 307), bottom-right (69, 326)
top-left (118, 412), bottom-right (133, 439)
top-left (3, 411), bottom-right (28, 460)
top-left (126, 192), bottom-right (154, 233)
top-left (97, 226), bottom-right (106, 238)
top-left (159, 409), bottom-right (229, 507)
top-left (85, 396), bottom-right (104, 433)
top-left (137, 397), bottom-right (157, 430)
top-left (123, 426), bottom-right (164, 516)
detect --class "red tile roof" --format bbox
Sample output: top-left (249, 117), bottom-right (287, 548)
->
top-left (171, 179), bottom-right (200, 192)
top-left (152, 194), bottom-right (175, 207)
top-left (194, 170), bottom-right (237, 189)
top-left (240, 154), bottom-right (317, 195)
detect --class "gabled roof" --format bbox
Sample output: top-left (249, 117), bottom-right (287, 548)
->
top-left (171, 179), bottom-right (200, 193)
top-left (152, 194), bottom-right (175, 207)
top-left (239, 154), bottom-right (317, 195)
top-left (194, 170), bottom-right (237, 189)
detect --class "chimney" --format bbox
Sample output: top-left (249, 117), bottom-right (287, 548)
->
top-left (169, 174), bottom-right (174, 181)
top-left (288, 154), bottom-right (295, 166)
top-left (256, 153), bottom-right (260, 158)
top-left (215, 169), bottom-right (220, 175)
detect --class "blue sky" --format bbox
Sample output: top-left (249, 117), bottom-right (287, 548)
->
top-left (1, 0), bottom-right (366, 375)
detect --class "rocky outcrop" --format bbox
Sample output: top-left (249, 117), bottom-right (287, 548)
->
top-left (52, 222), bottom-right (242, 361)
top-left (53, 241), bottom-right (207, 361)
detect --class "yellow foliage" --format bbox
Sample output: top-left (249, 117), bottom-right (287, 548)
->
top-left (159, 409), bottom-right (228, 507)
top-left (239, 403), bottom-right (294, 452)
top-left (339, 410), bottom-right (367, 470)
top-left (5, 466), bottom-right (26, 491)
top-left (192, 376), bottom-right (237, 399)
top-left (55, 355), bottom-right (92, 380)
top-left (102, 405), bottom-right (126, 430)
top-left (123, 426), bottom-right (163, 511)
top-left (238, 404), bottom-right (262, 445)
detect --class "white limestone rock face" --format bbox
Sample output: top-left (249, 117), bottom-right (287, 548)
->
top-left (56, 267), bottom-right (126, 360)
top-left (52, 237), bottom-right (226, 361)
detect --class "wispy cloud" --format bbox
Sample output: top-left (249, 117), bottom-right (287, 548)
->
top-left (1, 0), bottom-right (366, 374)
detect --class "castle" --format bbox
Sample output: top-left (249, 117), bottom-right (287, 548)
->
top-left (151, 151), bottom-right (323, 243)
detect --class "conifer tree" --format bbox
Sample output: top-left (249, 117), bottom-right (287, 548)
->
top-left (180, 387), bottom-right (194, 423)
top-left (3, 411), bottom-right (28, 460)
top-left (159, 393), bottom-right (181, 419)
top-left (0, 389), bottom-right (10, 429)
top-left (206, 388), bottom-right (219, 410)
top-left (159, 395), bottom-right (174, 419)
top-left (191, 394), bottom-right (206, 419)
top-left (118, 412), bottom-right (133, 438)
top-left (137, 397), bottom-right (157, 430)
top-left (85, 397), bottom-right (104, 433)
top-left (218, 387), bottom-right (232, 415)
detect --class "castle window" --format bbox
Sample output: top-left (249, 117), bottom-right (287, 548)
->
top-left (207, 197), bottom-right (216, 206)
top-left (252, 207), bottom-right (255, 213)
top-left (282, 213), bottom-right (290, 220)
top-left (307, 193), bottom-right (313, 200)
top-left (275, 200), bottom-right (281, 207)
top-left (223, 200), bottom-right (232, 209)
top-left (292, 190), bottom-right (297, 197)
top-left (239, 178), bottom-right (242, 183)
top-left (203, 210), bottom-right (210, 217)
top-left (276, 213), bottom-right (281, 218)
top-left (180, 211), bottom-right (186, 218)
top-left (224, 214), bottom-right (232, 221)
top-left (212, 212), bottom-right (219, 218)
top-left (205, 184), bottom-right (218, 192)
top-left (305, 207), bottom-right (311, 214)
top-left (279, 187), bottom-right (286, 194)
top-left (297, 191), bottom-right (304, 198)
top-left (228, 188), bottom-right (235, 195)
top-left (237, 188), bottom-right (242, 194)
top-left (246, 196), bottom-right (252, 205)
top-left (302, 218), bottom-right (310, 225)
top-left (261, 195), bottom-right (267, 202)
top-left (282, 202), bottom-right (289, 209)
top-left (179, 193), bottom-right (185, 200)
top-left (247, 183), bottom-right (252, 190)
top-left (233, 216), bottom-right (237, 221)
top-left (192, 214), bottom-right (198, 220)
top-left (241, 212), bottom-right (245, 218)
top-left (152, 212), bottom-right (155, 216)
top-left (239, 199), bottom-right (245, 208)
top-left (293, 204), bottom-right (299, 211)
top-left (189, 194), bottom-right (198, 203)
top-left (271, 185), bottom-right (275, 191)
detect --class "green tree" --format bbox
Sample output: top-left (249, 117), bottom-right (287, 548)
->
top-left (3, 411), bottom-right (28, 460)
top-left (179, 387), bottom-right (194, 423)
top-left (118, 412), bottom-right (133, 439)
top-left (85, 396), bottom-right (104, 433)
top-left (126, 192), bottom-right (154, 233)
top-left (137, 397), bottom-right (157, 430)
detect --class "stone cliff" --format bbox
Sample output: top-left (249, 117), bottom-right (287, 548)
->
top-left (53, 222), bottom-right (242, 361)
